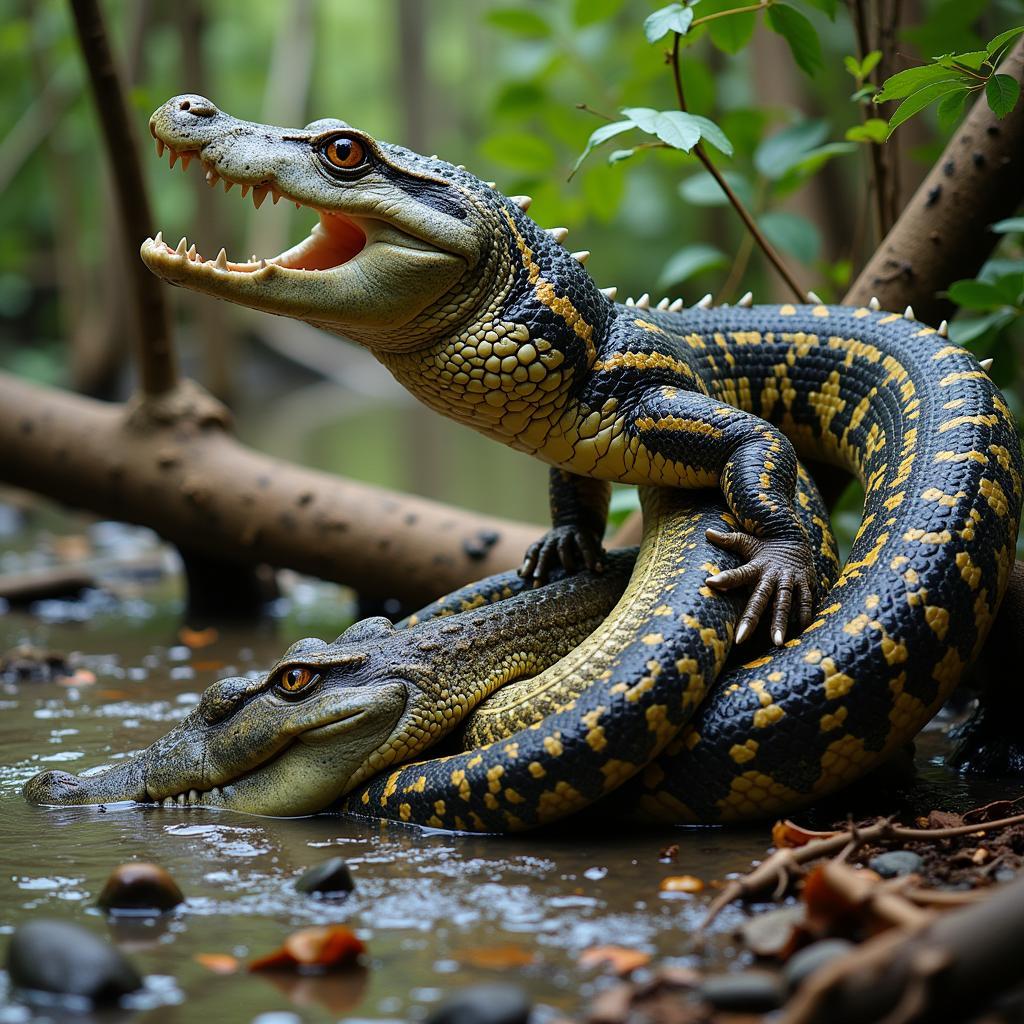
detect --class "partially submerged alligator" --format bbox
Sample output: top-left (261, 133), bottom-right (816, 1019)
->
top-left (24, 95), bottom-right (1023, 828)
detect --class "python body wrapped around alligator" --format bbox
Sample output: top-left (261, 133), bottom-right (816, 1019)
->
top-left (24, 95), bottom-right (1024, 830)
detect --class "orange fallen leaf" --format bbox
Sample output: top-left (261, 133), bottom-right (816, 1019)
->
top-left (659, 875), bottom-right (704, 894)
top-left (59, 670), bottom-right (97, 688)
top-left (192, 660), bottom-right (227, 672)
top-left (249, 926), bottom-right (365, 972)
top-left (578, 945), bottom-right (651, 975)
top-left (772, 819), bottom-right (842, 849)
top-left (457, 944), bottom-right (536, 969)
top-left (194, 953), bottom-right (240, 974)
top-left (179, 626), bottom-right (219, 649)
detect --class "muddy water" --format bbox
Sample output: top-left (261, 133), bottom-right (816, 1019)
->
top-left (0, 532), bottom-right (1009, 1023)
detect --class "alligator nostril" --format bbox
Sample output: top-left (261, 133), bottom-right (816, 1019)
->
top-left (179, 99), bottom-right (190, 111)
top-left (177, 97), bottom-right (217, 118)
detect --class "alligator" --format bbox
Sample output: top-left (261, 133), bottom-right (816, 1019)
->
top-left (23, 95), bottom-right (1023, 827)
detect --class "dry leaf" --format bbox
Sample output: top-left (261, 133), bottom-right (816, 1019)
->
top-left (195, 953), bottom-right (240, 974)
top-left (578, 945), bottom-right (651, 975)
top-left (249, 926), bottom-right (365, 972)
top-left (659, 875), bottom-right (704, 894)
top-left (457, 944), bottom-right (536, 969)
top-left (179, 626), bottom-right (219, 649)
top-left (772, 820), bottom-right (841, 849)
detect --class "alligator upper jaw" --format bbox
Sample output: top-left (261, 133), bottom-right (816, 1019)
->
top-left (22, 709), bottom-right (368, 812)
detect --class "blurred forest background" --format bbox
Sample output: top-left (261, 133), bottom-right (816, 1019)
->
top-left (1, 0), bottom-right (1022, 550)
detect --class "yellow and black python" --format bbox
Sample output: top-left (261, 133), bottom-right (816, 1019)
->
top-left (24, 95), bottom-right (1024, 828)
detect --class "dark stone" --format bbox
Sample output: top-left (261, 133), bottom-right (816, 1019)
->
top-left (699, 971), bottom-right (785, 1012)
top-left (784, 939), bottom-right (854, 991)
top-left (868, 850), bottom-right (923, 878)
top-left (426, 984), bottom-right (531, 1024)
top-left (97, 862), bottom-right (184, 914)
top-left (296, 857), bottom-right (355, 896)
top-left (6, 920), bottom-right (142, 1004)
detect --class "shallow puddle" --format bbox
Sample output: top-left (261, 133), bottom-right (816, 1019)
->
top-left (0, 520), bottom-right (1014, 1022)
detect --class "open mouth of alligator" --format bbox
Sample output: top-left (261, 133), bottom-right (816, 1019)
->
top-left (139, 138), bottom-right (367, 279)
top-left (144, 710), bottom-right (367, 810)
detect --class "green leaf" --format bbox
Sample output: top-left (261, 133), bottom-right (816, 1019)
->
top-left (992, 217), bottom-right (1024, 234)
top-left (759, 211), bottom-right (821, 263)
top-left (949, 310), bottom-right (1017, 344)
top-left (485, 8), bottom-right (551, 36)
top-left (755, 119), bottom-right (828, 178)
top-left (688, 115), bottom-right (734, 155)
top-left (766, 3), bottom-right (823, 77)
top-left (986, 74), bottom-right (1021, 119)
top-left (699, 0), bottom-right (756, 54)
top-left (678, 170), bottom-right (754, 206)
top-left (657, 244), bottom-right (728, 288)
top-left (860, 50), bottom-right (882, 78)
top-left (875, 63), bottom-right (965, 103)
top-left (936, 50), bottom-right (990, 72)
top-left (799, 0), bottom-right (837, 18)
top-left (986, 26), bottom-right (1024, 58)
top-left (643, 3), bottom-right (694, 43)
top-left (622, 107), bottom-right (701, 152)
top-left (572, 0), bottom-right (622, 27)
top-left (886, 79), bottom-right (967, 137)
top-left (479, 130), bottom-right (556, 174)
top-left (782, 141), bottom-right (857, 180)
top-left (947, 279), bottom-right (1013, 310)
top-left (608, 148), bottom-right (638, 164)
top-left (845, 119), bottom-right (889, 143)
top-left (936, 88), bottom-right (971, 132)
top-left (571, 120), bottom-right (635, 175)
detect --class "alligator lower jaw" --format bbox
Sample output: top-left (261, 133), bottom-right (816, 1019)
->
top-left (147, 784), bottom-right (229, 809)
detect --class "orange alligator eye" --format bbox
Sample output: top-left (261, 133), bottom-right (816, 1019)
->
top-left (278, 666), bottom-right (318, 693)
top-left (324, 137), bottom-right (366, 170)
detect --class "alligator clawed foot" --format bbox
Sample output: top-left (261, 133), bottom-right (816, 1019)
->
top-left (520, 526), bottom-right (605, 585)
top-left (704, 529), bottom-right (816, 646)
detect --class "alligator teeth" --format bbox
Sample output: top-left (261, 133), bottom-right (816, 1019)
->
top-left (240, 184), bottom-right (251, 199)
top-left (455, 164), bottom-right (466, 171)
top-left (154, 231), bottom-right (163, 247)
top-left (186, 244), bottom-right (197, 260)
top-left (510, 195), bottom-right (532, 211)
top-left (214, 248), bottom-right (228, 269)
top-left (252, 186), bottom-right (270, 209)
top-left (625, 296), bottom-right (635, 306)
top-left (223, 178), bottom-right (235, 193)
top-left (168, 149), bottom-right (179, 169)
top-left (547, 227), bottom-right (569, 244)
top-left (259, 258), bottom-right (268, 269)
top-left (181, 153), bottom-right (192, 172)
top-left (294, 201), bottom-right (302, 210)
top-left (807, 290), bottom-right (823, 304)
top-left (696, 293), bottom-right (713, 309)
top-left (869, 296), bottom-right (881, 311)
top-left (271, 188), bottom-right (282, 205)
top-left (904, 305), bottom-right (915, 320)
top-left (175, 237), bottom-right (188, 256)
top-left (738, 291), bottom-right (754, 308)
top-left (979, 357), bottom-right (994, 371)
top-left (485, 181), bottom-right (497, 188)
top-left (668, 298), bottom-right (684, 312)
top-left (656, 297), bottom-right (670, 310)
top-left (937, 320), bottom-right (949, 338)
top-left (155, 139), bottom-right (165, 158)
top-left (635, 293), bottom-right (651, 309)
top-left (205, 168), bottom-right (220, 187)
top-left (571, 250), bottom-right (590, 264)
top-left (601, 287), bottom-right (617, 301)
top-left (177, 794), bottom-right (186, 807)
top-left (189, 789), bottom-right (199, 804)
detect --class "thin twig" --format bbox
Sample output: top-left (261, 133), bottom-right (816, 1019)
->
top-left (691, 2), bottom-right (769, 29)
top-left (68, 0), bottom-right (177, 396)
top-left (699, 811), bottom-right (1024, 933)
top-left (670, 32), bottom-right (805, 301)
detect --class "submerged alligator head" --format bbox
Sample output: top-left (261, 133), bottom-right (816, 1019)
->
top-left (24, 618), bottom-right (421, 816)
top-left (141, 93), bottom-right (604, 360)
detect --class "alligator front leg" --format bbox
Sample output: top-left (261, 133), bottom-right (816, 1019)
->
top-left (520, 469), bottom-right (610, 583)
top-left (633, 388), bottom-right (816, 645)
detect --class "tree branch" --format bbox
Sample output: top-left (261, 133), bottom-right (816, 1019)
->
top-left (0, 373), bottom-right (539, 607)
top-left (846, 37), bottom-right (1024, 321)
top-left (68, 0), bottom-right (176, 395)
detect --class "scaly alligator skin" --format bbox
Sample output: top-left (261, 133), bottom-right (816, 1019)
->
top-left (25, 94), bottom-right (1022, 826)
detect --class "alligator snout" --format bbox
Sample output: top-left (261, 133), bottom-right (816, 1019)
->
top-left (23, 769), bottom-right (89, 806)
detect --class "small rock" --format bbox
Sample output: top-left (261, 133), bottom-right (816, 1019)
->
top-left (740, 904), bottom-right (805, 958)
top-left (659, 874), bottom-right (703, 894)
top-left (295, 857), bottom-right (355, 896)
top-left (97, 862), bottom-right (184, 914)
top-left (6, 920), bottom-right (142, 1004)
top-left (784, 939), bottom-right (854, 990)
top-left (699, 970), bottom-right (785, 1012)
top-left (426, 984), bottom-right (531, 1024)
top-left (996, 867), bottom-right (1017, 883)
top-left (868, 850), bottom-right (923, 878)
